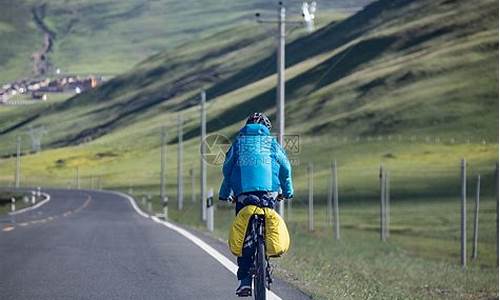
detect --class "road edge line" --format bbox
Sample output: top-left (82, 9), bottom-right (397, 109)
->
top-left (9, 192), bottom-right (51, 216)
top-left (112, 190), bottom-right (282, 300)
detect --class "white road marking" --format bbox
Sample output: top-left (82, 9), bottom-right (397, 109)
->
top-left (9, 192), bottom-right (51, 216)
top-left (113, 191), bottom-right (282, 300)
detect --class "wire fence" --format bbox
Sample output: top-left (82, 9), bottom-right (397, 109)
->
top-left (0, 121), bottom-right (498, 269)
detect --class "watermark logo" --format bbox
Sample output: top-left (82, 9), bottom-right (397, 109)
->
top-left (201, 134), bottom-right (231, 166)
top-left (283, 134), bottom-right (300, 154)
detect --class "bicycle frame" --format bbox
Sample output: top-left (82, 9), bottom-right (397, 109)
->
top-left (250, 214), bottom-right (273, 300)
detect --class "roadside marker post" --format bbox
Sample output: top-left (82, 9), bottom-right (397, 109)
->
top-left (207, 188), bottom-right (214, 232)
top-left (163, 196), bottom-right (169, 220)
top-left (11, 197), bottom-right (15, 212)
top-left (148, 201), bottom-right (153, 215)
top-left (15, 136), bottom-right (21, 188)
top-left (31, 191), bottom-right (36, 205)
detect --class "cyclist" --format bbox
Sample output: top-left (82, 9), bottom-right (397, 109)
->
top-left (219, 112), bottom-right (294, 297)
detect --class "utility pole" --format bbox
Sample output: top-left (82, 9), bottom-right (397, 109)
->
top-left (256, 2), bottom-right (314, 218)
top-left (200, 91), bottom-right (207, 221)
top-left (276, 5), bottom-right (286, 218)
top-left (160, 126), bottom-right (167, 203)
top-left (15, 136), bottom-right (21, 188)
top-left (276, 5), bottom-right (285, 147)
top-left (177, 114), bottom-right (184, 210)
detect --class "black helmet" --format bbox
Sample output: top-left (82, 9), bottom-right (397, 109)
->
top-left (246, 112), bottom-right (272, 130)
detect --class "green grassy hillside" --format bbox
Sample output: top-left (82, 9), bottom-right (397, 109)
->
top-left (0, 0), bottom-right (362, 83)
top-left (0, 0), bottom-right (498, 298)
top-left (1, 0), bottom-right (496, 151)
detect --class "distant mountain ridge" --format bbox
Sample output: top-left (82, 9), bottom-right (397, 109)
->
top-left (0, 0), bottom-right (497, 155)
top-left (0, 0), bottom-right (370, 84)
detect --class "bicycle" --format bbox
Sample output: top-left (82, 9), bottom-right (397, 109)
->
top-left (246, 194), bottom-right (286, 299)
top-left (248, 213), bottom-right (273, 300)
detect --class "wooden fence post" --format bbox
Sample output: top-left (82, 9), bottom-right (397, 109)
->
top-left (333, 160), bottom-right (340, 240)
top-left (308, 162), bottom-right (314, 232)
top-left (460, 158), bottom-right (467, 268)
top-left (379, 165), bottom-right (386, 241)
top-left (495, 162), bottom-right (499, 267)
top-left (385, 171), bottom-right (390, 238)
top-left (327, 162), bottom-right (333, 226)
top-left (472, 174), bottom-right (480, 259)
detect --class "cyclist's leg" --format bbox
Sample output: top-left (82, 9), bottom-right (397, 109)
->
top-left (237, 255), bottom-right (252, 280)
top-left (237, 217), bottom-right (255, 280)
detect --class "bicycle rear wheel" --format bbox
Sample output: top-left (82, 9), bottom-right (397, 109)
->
top-left (254, 237), bottom-right (267, 300)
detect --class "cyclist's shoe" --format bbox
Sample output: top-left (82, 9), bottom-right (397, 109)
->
top-left (236, 276), bottom-right (252, 297)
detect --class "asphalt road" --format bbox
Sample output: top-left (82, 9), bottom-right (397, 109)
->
top-left (0, 189), bottom-right (309, 300)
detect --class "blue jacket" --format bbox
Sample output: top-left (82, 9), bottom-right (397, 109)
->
top-left (219, 124), bottom-right (294, 199)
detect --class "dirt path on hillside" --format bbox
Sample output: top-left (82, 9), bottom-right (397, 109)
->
top-left (31, 4), bottom-right (56, 76)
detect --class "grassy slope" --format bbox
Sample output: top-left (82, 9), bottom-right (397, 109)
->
top-left (0, 0), bottom-right (41, 83)
top-left (0, 0), bottom-right (498, 298)
top-left (0, 0), bottom-right (358, 83)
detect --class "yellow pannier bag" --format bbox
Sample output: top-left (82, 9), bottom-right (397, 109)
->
top-left (229, 205), bottom-right (290, 257)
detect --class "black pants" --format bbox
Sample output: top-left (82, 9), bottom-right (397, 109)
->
top-left (235, 192), bottom-right (277, 281)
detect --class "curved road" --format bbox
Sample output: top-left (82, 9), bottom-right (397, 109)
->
top-left (0, 189), bottom-right (309, 300)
